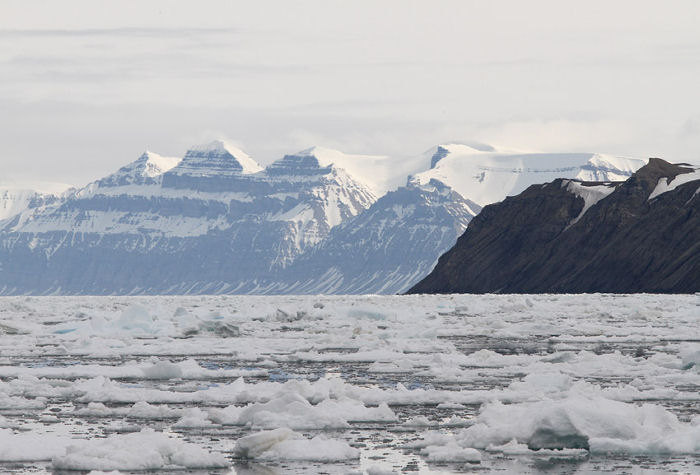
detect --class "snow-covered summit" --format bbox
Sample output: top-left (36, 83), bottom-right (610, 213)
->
top-left (269, 146), bottom-right (398, 195)
top-left (409, 144), bottom-right (644, 207)
top-left (138, 151), bottom-right (182, 178)
top-left (161, 140), bottom-right (263, 192)
top-left (170, 140), bottom-right (263, 177)
top-left (98, 151), bottom-right (181, 187)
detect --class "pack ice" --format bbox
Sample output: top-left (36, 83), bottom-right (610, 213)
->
top-left (0, 294), bottom-right (697, 473)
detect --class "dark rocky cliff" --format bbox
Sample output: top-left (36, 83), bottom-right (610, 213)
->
top-left (408, 158), bottom-right (700, 294)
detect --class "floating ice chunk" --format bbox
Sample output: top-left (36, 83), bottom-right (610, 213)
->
top-left (0, 415), bottom-right (17, 428)
top-left (680, 344), bottom-right (700, 370)
top-left (233, 428), bottom-right (359, 461)
top-left (194, 320), bottom-right (240, 337)
top-left (486, 439), bottom-right (532, 455)
top-left (589, 424), bottom-right (700, 454)
top-left (127, 401), bottom-right (181, 419)
top-left (64, 304), bottom-right (175, 337)
top-left (422, 441), bottom-right (481, 462)
top-left (0, 392), bottom-right (46, 410)
top-left (509, 371), bottom-right (573, 394)
top-left (0, 429), bottom-right (73, 461)
top-left (316, 399), bottom-right (396, 423)
top-left (257, 435), bottom-right (360, 461)
top-left (221, 392), bottom-right (349, 429)
top-left (405, 430), bottom-right (453, 449)
top-left (208, 381), bottom-right (396, 429)
top-left (74, 402), bottom-right (114, 417)
top-left (403, 416), bottom-right (431, 427)
top-left (141, 360), bottom-right (183, 380)
top-left (442, 415), bottom-right (471, 427)
top-left (232, 427), bottom-right (294, 457)
top-left (114, 304), bottom-right (158, 333)
top-left (455, 392), bottom-right (700, 454)
top-left (73, 401), bottom-right (181, 419)
top-left (173, 408), bottom-right (213, 428)
top-left (51, 428), bottom-right (228, 471)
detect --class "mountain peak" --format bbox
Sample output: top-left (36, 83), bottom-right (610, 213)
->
top-left (176, 140), bottom-right (263, 176)
top-left (638, 157), bottom-right (695, 181)
top-left (96, 151), bottom-right (181, 187)
top-left (268, 147), bottom-right (394, 195)
top-left (136, 151), bottom-right (181, 178)
top-left (641, 158), bottom-right (700, 200)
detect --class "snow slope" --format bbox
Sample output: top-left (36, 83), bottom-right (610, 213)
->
top-left (0, 182), bottom-right (72, 226)
top-left (409, 144), bottom-right (645, 207)
top-left (648, 164), bottom-right (700, 200)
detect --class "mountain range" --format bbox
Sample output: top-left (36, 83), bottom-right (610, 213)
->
top-left (0, 140), bottom-right (647, 294)
top-left (409, 158), bottom-right (700, 294)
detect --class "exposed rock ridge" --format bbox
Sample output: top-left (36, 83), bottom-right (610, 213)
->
top-left (408, 158), bottom-right (700, 294)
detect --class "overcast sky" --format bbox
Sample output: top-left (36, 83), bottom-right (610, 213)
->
top-left (2, 0), bottom-right (699, 186)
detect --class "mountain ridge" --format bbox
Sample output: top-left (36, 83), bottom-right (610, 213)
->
top-left (0, 140), bottom-right (660, 295)
top-left (408, 158), bottom-right (700, 294)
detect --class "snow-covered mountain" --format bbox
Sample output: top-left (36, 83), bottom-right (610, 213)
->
top-left (410, 158), bottom-right (700, 293)
top-left (96, 151), bottom-right (181, 187)
top-left (0, 139), bottom-right (650, 295)
top-left (269, 179), bottom-right (481, 294)
top-left (258, 143), bottom-right (645, 295)
top-left (0, 141), bottom-right (376, 294)
top-left (409, 143), bottom-right (646, 206)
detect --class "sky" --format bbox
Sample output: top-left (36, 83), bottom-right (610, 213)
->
top-left (1, 0), bottom-right (700, 186)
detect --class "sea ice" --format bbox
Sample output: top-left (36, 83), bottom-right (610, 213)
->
top-left (0, 294), bottom-right (696, 472)
top-left (51, 428), bottom-right (228, 471)
top-left (0, 429), bottom-right (72, 461)
top-left (233, 428), bottom-right (359, 461)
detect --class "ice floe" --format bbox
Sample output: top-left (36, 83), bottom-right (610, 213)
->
top-left (0, 294), bottom-right (697, 473)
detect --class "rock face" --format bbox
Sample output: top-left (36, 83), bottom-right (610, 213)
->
top-left (409, 158), bottom-right (700, 294)
top-left (0, 141), bottom-right (376, 294)
top-left (270, 179), bottom-right (481, 294)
